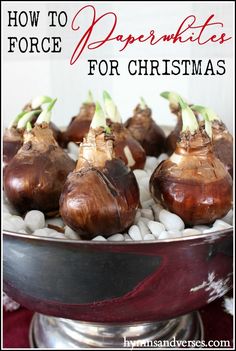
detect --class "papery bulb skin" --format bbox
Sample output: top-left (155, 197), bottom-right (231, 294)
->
top-left (107, 120), bottom-right (146, 170)
top-left (4, 124), bottom-right (75, 216)
top-left (3, 127), bottom-right (23, 165)
top-left (150, 128), bottom-right (232, 225)
top-left (49, 121), bottom-right (63, 146)
top-left (125, 104), bottom-right (166, 157)
top-left (62, 102), bottom-right (96, 146)
top-left (3, 122), bottom-right (63, 164)
top-left (211, 120), bottom-right (233, 178)
top-left (3, 98), bottom-right (63, 166)
top-left (60, 128), bottom-right (140, 239)
top-left (24, 104), bottom-right (63, 146)
top-left (165, 105), bottom-right (199, 156)
top-left (190, 105), bottom-right (232, 177)
top-left (60, 159), bottom-right (139, 238)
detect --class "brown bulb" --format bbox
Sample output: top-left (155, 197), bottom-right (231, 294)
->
top-left (211, 120), bottom-right (233, 177)
top-left (24, 104), bottom-right (63, 146)
top-left (3, 102), bottom-right (63, 168)
top-left (150, 127), bottom-right (232, 225)
top-left (3, 121), bottom-right (63, 166)
top-left (165, 104), bottom-right (199, 156)
top-left (62, 102), bottom-right (95, 146)
top-left (60, 128), bottom-right (139, 239)
top-left (3, 127), bottom-right (23, 166)
top-left (4, 124), bottom-right (75, 216)
top-left (48, 121), bottom-right (63, 147)
top-left (125, 104), bottom-right (166, 157)
top-left (107, 120), bottom-right (146, 170)
top-left (165, 116), bottom-right (182, 156)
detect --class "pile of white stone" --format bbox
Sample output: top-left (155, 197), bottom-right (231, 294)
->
top-left (3, 144), bottom-right (233, 242)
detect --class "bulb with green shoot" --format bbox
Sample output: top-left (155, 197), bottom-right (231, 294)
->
top-left (160, 91), bottom-right (189, 116)
top-left (191, 105), bottom-right (233, 177)
top-left (22, 95), bottom-right (63, 145)
top-left (59, 102), bottom-right (140, 239)
top-left (102, 91), bottom-right (146, 170)
top-left (3, 95), bottom-right (62, 166)
top-left (3, 109), bottom-right (41, 166)
top-left (62, 90), bottom-right (96, 147)
top-left (160, 91), bottom-right (192, 155)
top-left (125, 96), bottom-right (166, 157)
top-left (4, 98), bottom-right (75, 216)
top-left (150, 96), bottom-right (232, 226)
top-left (103, 90), bottom-right (122, 123)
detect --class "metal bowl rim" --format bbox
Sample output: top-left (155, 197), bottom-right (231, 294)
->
top-left (3, 227), bottom-right (233, 245)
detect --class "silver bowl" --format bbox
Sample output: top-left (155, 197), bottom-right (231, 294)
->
top-left (3, 228), bottom-right (233, 348)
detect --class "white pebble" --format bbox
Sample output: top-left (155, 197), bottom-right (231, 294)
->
top-left (18, 229), bottom-right (28, 234)
top-left (147, 221), bottom-right (165, 238)
top-left (108, 234), bottom-right (124, 241)
top-left (157, 153), bottom-right (168, 163)
top-left (144, 156), bottom-right (158, 171)
top-left (128, 225), bottom-right (142, 241)
top-left (214, 225), bottom-right (232, 231)
top-left (182, 228), bottom-right (201, 237)
top-left (3, 203), bottom-right (18, 215)
top-left (139, 186), bottom-right (151, 203)
top-left (124, 234), bottom-right (132, 241)
top-left (35, 228), bottom-right (64, 238)
top-left (140, 209), bottom-right (154, 220)
top-left (68, 153), bottom-right (77, 161)
top-left (139, 216), bottom-right (150, 224)
top-left (137, 220), bottom-right (150, 238)
top-left (146, 168), bottom-right (153, 176)
top-left (213, 220), bottom-right (232, 230)
top-left (193, 225), bottom-right (210, 233)
top-left (158, 231), bottom-right (169, 240)
top-left (64, 226), bottom-right (81, 240)
top-left (159, 209), bottom-right (185, 231)
top-left (24, 210), bottom-right (45, 232)
top-left (213, 226), bottom-right (232, 232)
top-left (46, 217), bottom-right (65, 228)
top-left (3, 221), bottom-right (17, 232)
top-left (139, 177), bottom-right (150, 190)
top-left (221, 210), bottom-right (233, 225)
top-left (151, 204), bottom-right (163, 221)
top-left (134, 210), bottom-right (141, 224)
top-left (3, 213), bottom-right (12, 221)
top-left (203, 227), bottom-right (217, 234)
top-left (144, 234), bottom-right (155, 241)
top-left (33, 229), bottom-right (49, 237)
top-left (141, 199), bottom-right (155, 209)
top-left (133, 169), bottom-right (148, 180)
top-left (8, 216), bottom-right (26, 231)
top-left (92, 236), bottom-right (107, 241)
top-left (167, 230), bottom-right (182, 238)
top-left (67, 141), bottom-right (79, 156)
top-left (3, 204), bottom-right (10, 214)
top-left (46, 229), bottom-right (66, 239)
